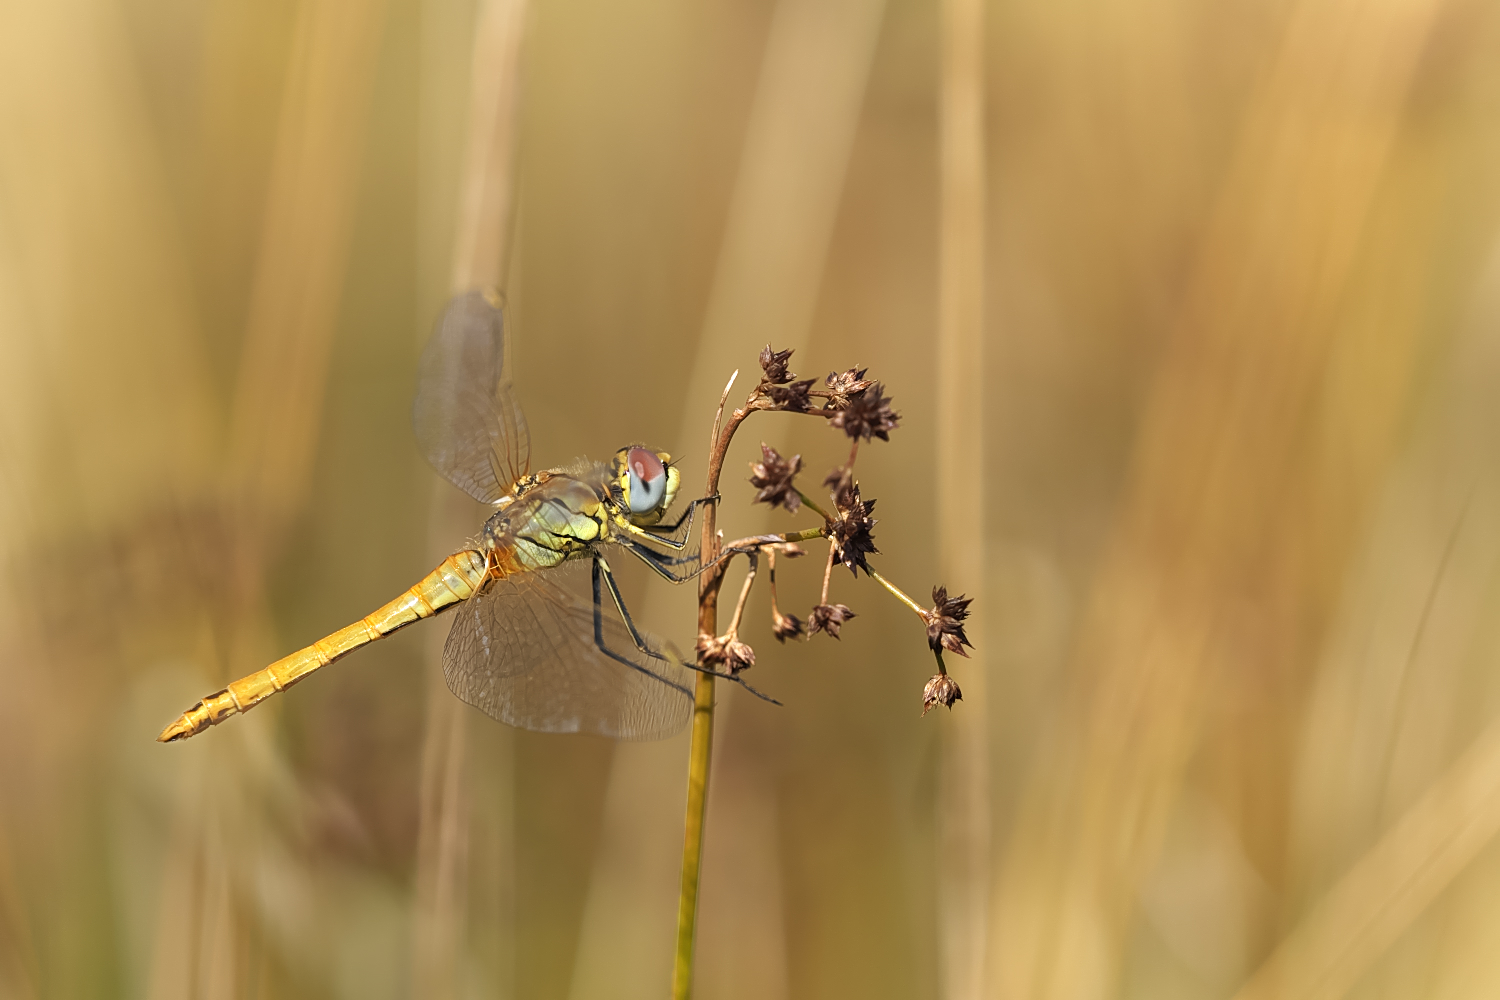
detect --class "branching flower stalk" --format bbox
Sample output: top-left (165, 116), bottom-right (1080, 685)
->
top-left (671, 347), bottom-right (975, 999)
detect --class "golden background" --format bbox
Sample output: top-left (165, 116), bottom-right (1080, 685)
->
top-left (4, 0), bottom-right (1500, 998)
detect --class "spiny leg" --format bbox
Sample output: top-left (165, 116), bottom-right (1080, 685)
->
top-left (593, 554), bottom-right (666, 658)
top-left (643, 494), bottom-right (718, 546)
top-left (616, 537), bottom-right (714, 584)
top-left (589, 556), bottom-right (693, 698)
top-left (599, 550), bottom-right (781, 704)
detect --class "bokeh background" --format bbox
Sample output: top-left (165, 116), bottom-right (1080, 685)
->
top-left (6, 0), bottom-right (1500, 998)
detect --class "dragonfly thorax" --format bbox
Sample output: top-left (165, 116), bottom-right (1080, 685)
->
top-left (481, 471), bottom-right (611, 576)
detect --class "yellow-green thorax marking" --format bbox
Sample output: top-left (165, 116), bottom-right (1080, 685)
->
top-left (481, 447), bottom-right (681, 576)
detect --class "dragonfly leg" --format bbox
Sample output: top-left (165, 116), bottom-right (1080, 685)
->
top-left (616, 537), bottom-right (710, 584)
top-left (646, 494), bottom-right (717, 542)
top-left (588, 556), bottom-right (694, 699)
top-left (593, 555), bottom-right (667, 659)
top-left (597, 552), bottom-right (783, 705)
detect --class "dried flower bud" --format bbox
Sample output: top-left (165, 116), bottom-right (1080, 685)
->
top-left (772, 610), bottom-right (805, 642)
top-left (921, 585), bottom-right (973, 658)
top-left (766, 379), bottom-right (814, 412)
top-left (759, 345), bottom-right (797, 384)
top-left (725, 639), bottom-right (756, 673)
top-left (823, 464), bottom-right (853, 498)
top-left (922, 673), bottom-right (962, 715)
top-left (696, 633), bottom-right (726, 665)
top-left (827, 382), bottom-right (899, 441)
top-left (808, 603), bottom-right (856, 639)
top-left (823, 367), bottom-right (875, 408)
top-left (696, 633), bottom-right (756, 673)
top-left (776, 542), bottom-right (807, 558)
top-left (749, 443), bottom-right (802, 513)
top-left (828, 483), bottom-right (879, 576)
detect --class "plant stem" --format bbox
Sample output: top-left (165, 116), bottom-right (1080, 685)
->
top-left (768, 549), bottom-right (783, 621)
top-left (867, 567), bottom-right (929, 619)
top-left (726, 554), bottom-right (758, 636)
top-left (672, 374), bottom-right (755, 1000)
top-left (672, 376), bottom-right (831, 996)
top-left (794, 487), bottom-right (832, 520)
top-left (819, 539), bottom-right (837, 605)
top-left (672, 669), bottom-right (715, 1000)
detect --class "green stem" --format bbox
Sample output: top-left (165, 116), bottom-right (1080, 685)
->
top-left (867, 567), bottom-right (929, 619)
top-left (672, 670), bottom-right (715, 1000)
top-left (794, 487), bottom-right (831, 520)
top-left (672, 372), bottom-right (748, 999)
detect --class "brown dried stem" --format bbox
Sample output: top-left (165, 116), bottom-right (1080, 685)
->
top-left (726, 554), bottom-right (758, 637)
top-left (673, 378), bottom-right (789, 999)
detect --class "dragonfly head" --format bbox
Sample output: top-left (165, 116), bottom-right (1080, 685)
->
top-left (613, 445), bottom-right (681, 525)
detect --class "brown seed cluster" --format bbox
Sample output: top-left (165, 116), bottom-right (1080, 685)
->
top-left (827, 382), bottom-right (899, 442)
top-left (696, 633), bottom-right (757, 675)
top-left (749, 443), bottom-right (802, 513)
top-left (772, 610), bottom-right (805, 642)
top-left (739, 345), bottom-right (972, 718)
top-left (922, 586), bottom-right (973, 658)
top-left (766, 379), bottom-right (815, 412)
top-left (823, 367), bottom-right (875, 408)
top-left (828, 484), bottom-right (879, 576)
top-left (922, 673), bottom-right (962, 715)
top-left (807, 603), bottom-right (856, 639)
top-left (758, 345), bottom-right (796, 385)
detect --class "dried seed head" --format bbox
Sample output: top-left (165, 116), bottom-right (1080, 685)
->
top-left (828, 483), bottom-right (879, 576)
top-left (823, 464), bottom-right (853, 498)
top-left (922, 673), bottom-right (962, 715)
top-left (759, 345), bottom-right (797, 384)
top-left (827, 382), bottom-right (899, 441)
top-left (697, 633), bottom-right (756, 673)
top-left (696, 633), bottom-right (726, 665)
top-left (921, 585), bottom-right (974, 658)
top-left (823, 367), bottom-right (875, 408)
top-left (808, 603), bottom-right (856, 639)
top-left (766, 378), bottom-right (814, 412)
top-left (772, 610), bottom-right (805, 642)
top-left (749, 443), bottom-right (802, 513)
top-left (725, 639), bottom-right (756, 673)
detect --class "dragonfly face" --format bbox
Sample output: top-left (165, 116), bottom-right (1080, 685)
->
top-left (611, 445), bottom-right (682, 526)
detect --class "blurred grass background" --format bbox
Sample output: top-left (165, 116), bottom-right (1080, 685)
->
top-left (6, 0), bottom-right (1500, 998)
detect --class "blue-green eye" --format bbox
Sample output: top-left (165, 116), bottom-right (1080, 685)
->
top-left (627, 447), bottom-right (666, 513)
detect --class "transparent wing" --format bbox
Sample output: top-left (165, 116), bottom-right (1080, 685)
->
top-left (413, 291), bottom-right (530, 504)
top-left (442, 561), bottom-right (693, 740)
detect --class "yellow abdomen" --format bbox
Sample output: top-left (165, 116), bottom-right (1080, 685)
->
top-left (157, 549), bottom-right (492, 742)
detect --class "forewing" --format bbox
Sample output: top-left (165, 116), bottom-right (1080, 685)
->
top-left (413, 291), bottom-right (531, 503)
top-left (442, 562), bottom-right (693, 740)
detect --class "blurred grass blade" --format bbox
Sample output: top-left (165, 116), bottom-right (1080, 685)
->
top-left (988, 0), bottom-right (1446, 996)
top-left (414, 697), bottom-right (473, 1000)
top-left (566, 0), bottom-right (886, 996)
top-left (936, 0), bottom-right (988, 994)
top-left (450, 0), bottom-right (528, 293)
top-left (413, 2), bottom-right (528, 997)
top-left (1262, 235), bottom-right (1500, 1000)
top-left (1236, 717), bottom-right (1500, 1000)
top-left (226, 0), bottom-right (390, 529)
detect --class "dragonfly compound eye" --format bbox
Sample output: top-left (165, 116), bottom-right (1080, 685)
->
top-left (626, 447), bottom-right (667, 513)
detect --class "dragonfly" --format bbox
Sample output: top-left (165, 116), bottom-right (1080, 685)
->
top-left (158, 291), bottom-right (716, 744)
